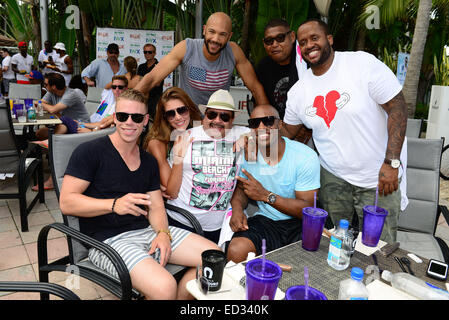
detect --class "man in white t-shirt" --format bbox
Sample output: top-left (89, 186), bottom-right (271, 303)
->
top-left (38, 40), bottom-right (60, 75)
top-left (1, 48), bottom-right (15, 97)
top-left (164, 89), bottom-right (249, 243)
top-left (11, 41), bottom-right (34, 84)
top-left (282, 19), bottom-right (408, 244)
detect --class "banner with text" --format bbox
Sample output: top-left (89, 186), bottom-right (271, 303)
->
top-left (96, 27), bottom-right (174, 90)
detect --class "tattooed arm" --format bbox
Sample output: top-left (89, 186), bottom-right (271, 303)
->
top-left (378, 91), bottom-right (408, 196)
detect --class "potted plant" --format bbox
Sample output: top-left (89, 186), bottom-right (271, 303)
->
top-left (426, 47), bottom-right (449, 141)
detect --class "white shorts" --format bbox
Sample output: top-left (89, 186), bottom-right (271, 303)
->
top-left (88, 226), bottom-right (191, 278)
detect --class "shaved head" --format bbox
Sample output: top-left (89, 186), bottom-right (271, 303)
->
top-left (205, 12), bottom-right (232, 33)
top-left (251, 104), bottom-right (280, 119)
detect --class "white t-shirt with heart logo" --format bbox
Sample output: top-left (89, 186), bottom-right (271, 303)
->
top-left (284, 51), bottom-right (406, 192)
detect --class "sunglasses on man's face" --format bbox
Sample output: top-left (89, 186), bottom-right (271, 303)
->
top-left (205, 110), bottom-right (232, 123)
top-left (111, 85), bottom-right (125, 90)
top-left (108, 51), bottom-right (119, 55)
top-left (115, 112), bottom-right (146, 123)
top-left (144, 50), bottom-right (154, 54)
top-left (164, 106), bottom-right (189, 120)
top-left (263, 31), bottom-right (291, 46)
top-left (248, 116), bottom-right (279, 129)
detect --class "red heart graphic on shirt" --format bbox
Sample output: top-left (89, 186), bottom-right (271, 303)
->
top-left (313, 90), bottom-right (341, 128)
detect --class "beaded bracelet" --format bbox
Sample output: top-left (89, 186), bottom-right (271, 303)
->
top-left (111, 197), bottom-right (119, 213)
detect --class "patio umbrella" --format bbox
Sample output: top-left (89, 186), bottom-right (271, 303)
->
top-left (0, 35), bottom-right (17, 47)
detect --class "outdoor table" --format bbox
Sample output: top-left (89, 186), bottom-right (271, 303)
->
top-left (12, 112), bottom-right (62, 127)
top-left (186, 236), bottom-right (448, 300)
top-left (264, 237), bottom-right (446, 300)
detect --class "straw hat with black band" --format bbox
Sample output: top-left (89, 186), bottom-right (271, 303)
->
top-left (198, 89), bottom-right (244, 115)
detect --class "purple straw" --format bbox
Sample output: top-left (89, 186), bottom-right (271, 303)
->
top-left (262, 239), bottom-right (266, 272)
top-left (374, 186), bottom-right (379, 211)
top-left (304, 266), bottom-right (309, 300)
top-left (314, 191), bottom-right (317, 209)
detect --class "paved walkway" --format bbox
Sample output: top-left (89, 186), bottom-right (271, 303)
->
top-left (1, 168), bottom-right (449, 300)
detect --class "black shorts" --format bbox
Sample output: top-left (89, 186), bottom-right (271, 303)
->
top-left (232, 215), bottom-right (302, 255)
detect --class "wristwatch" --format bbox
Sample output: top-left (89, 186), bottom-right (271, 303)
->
top-left (266, 192), bottom-right (277, 204)
top-left (384, 158), bottom-right (401, 169)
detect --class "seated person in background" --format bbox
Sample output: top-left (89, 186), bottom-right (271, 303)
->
top-left (144, 87), bottom-right (202, 197)
top-left (163, 89), bottom-right (249, 243)
top-left (59, 89), bottom-right (220, 300)
top-left (35, 72), bottom-right (89, 140)
top-left (78, 75), bottom-right (128, 133)
top-left (32, 73), bottom-right (90, 191)
top-left (69, 75), bottom-right (88, 95)
top-left (226, 104), bottom-right (320, 263)
top-left (24, 70), bottom-right (46, 96)
top-left (123, 56), bottom-right (141, 89)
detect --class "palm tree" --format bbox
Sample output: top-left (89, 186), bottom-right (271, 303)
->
top-left (358, 0), bottom-right (434, 118)
top-left (402, 0), bottom-right (432, 118)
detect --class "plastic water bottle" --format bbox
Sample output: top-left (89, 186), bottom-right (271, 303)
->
top-left (381, 271), bottom-right (449, 300)
top-left (338, 267), bottom-right (369, 300)
top-left (327, 219), bottom-right (352, 270)
top-left (37, 100), bottom-right (44, 116)
top-left (27, 104), bottom-right (36, 122)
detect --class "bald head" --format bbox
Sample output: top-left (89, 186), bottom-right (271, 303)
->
top-left (251, 104), bottom-right (280, 119)
top-left (206, 12), bottom-right (232, 33)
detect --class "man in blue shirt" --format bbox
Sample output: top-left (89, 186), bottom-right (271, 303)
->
top-left (81, 43), bottom-right (126, 88)
top-left (227, 104), bottom-right (320, 262)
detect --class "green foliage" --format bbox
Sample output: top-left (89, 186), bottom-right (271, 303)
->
top-left (434, 47), bottom-right (449, 86)
top-left (414, 102), bottom-right (429, 123)
top-left (3, 0), bottom-right (34, 42)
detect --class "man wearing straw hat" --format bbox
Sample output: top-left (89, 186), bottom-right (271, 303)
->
top-left (226, 104), bottom-right (320, 263)
top-left (163, 89), bottom-right (249, 244)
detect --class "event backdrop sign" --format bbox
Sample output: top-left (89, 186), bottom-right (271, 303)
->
top-left (96, 27), bottom-right (174, 90)
top-left (396, 52), bottom-right (410, 86)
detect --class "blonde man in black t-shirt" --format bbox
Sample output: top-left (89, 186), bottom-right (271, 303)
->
top-left (60, 89), bottom-right (220, 300)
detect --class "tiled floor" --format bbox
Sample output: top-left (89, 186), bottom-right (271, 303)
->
top-left (1, 167), bottom-right (449, 300)
top-left (0, 170), bottom-right (118, 300)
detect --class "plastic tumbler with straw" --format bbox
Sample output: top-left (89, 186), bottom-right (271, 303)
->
top-left (362, 186), bottom-right (389, 247)
top-left (285, 267), bottom-right (327, 300)
top-left (302, 192), bottom-right (328, 251)
top-left (245, 239), bottom-right (282, 300)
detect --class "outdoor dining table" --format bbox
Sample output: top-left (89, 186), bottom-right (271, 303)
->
top-left (264, 236), bottom-right (446, 300)
top-left (187, 235), bottom-right (448, 300)
top-left (12, 112), bottom-right (62, 127)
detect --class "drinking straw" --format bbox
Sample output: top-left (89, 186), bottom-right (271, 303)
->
top-left (304, 266), bottom-right (309, 300)
top-left (374, 186), bottom-right (379, 211)
top-left (314, 191), bottom-right (317, 209)
top-left (262, 238), bottom-right (266, 273)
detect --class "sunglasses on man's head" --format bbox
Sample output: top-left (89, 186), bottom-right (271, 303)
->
top-left (111, 85), bottom-right (125, 90)
top-left (248, 116), bottom-right (279, 129)
top-left (164, 106), bottom-right (189, 120)
top-left (144, 50), bottom-right (154, 54)
top-left (115, 112), bottom-right (146, 123)
top-left (205, 110), bottom-right (232, 123)
top-left (263, 31), bottom-right (291, 46)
